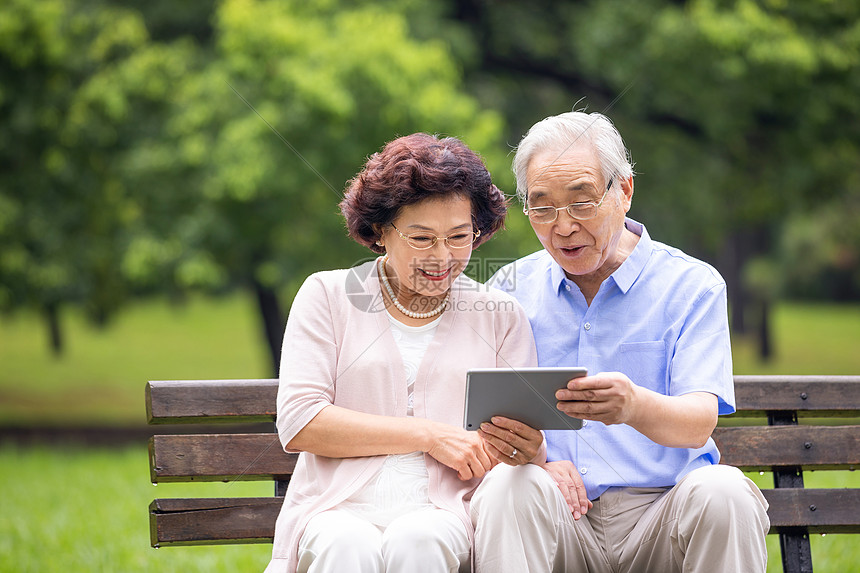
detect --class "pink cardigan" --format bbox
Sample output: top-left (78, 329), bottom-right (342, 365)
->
top-left (265, 259), bottom-right (538, 572)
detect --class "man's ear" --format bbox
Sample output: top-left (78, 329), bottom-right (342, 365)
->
top-left (620, 176), bottom-right (634, 212)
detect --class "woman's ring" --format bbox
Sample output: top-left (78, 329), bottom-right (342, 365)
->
top-left (510, 448), bottom-right (518, 458)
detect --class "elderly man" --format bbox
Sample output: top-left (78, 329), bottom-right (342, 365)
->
top-left (472, 112), bottom-right (770, 572)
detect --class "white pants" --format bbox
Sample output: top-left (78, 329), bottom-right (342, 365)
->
top-left (471, 464), bottom-right (770, 573)
top-left (297, 508), bottom-right (471, 573)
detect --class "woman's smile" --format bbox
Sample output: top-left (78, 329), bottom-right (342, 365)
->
top-left (418, 266), bottom-right (453, 281)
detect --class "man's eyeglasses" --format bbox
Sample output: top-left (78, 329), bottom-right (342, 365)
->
top-left (524, 178), bottom-right (614, 224)
top-left (390, 223), bottom-right (481, 250)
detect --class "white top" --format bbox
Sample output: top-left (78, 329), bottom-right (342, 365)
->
top-left (336, 313), bottom-right (442, 526)
top-left (388, 313), bottom-right (442, 416)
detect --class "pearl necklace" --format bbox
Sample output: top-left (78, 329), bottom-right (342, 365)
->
top-left (378, 255), bottom-right (450, 319)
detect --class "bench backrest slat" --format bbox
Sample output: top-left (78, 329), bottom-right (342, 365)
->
top-left (146, 377), bottom-right (860, 423)
top-left (147, 380), bottom-right (277, 424)
top-left (730, 376), bottom-right (860, 416)
top-left (764, 489), bottom-right (860, 533)
top-left (149, 498), bottom-right (281, 545)
top-left (148, 489), bottom-right (860, 547)
top-left (148, 426), bottom-right (860, 483)
top-left (713, 425), bottom-right (860, 470)
top-left (149, 434), bottom-right (297, 482)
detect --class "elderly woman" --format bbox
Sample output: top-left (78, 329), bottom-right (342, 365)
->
top-left (264, 133), bottom-right (542, 573)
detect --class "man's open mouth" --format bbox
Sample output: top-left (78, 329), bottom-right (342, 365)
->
top-left (559, 246), bottom-right (586, 255)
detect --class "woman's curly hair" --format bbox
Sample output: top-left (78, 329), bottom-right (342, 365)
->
top-left (340, 133), bottom-right (508, 253)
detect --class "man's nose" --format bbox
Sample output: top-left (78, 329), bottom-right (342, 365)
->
top-left (553, 209), bottom-right (582, 234)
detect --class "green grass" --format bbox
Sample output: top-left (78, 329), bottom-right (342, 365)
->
top-left (731, 302), bottom-right (860, 375)
top-left (0, 443), bottom-right (273, 573)
top-left (0, 293), bottom-right (270, 426)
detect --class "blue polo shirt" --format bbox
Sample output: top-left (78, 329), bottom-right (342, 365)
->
top-left (490, 219), bottom-right (734, 500)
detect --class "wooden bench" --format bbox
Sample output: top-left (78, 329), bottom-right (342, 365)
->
top-left (147, 375), bottom-right (860, 572)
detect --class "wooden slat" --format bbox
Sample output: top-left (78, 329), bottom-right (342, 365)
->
top-left (146, 379), bottom-right (278, 424)
top-left (150, 425), bottom-right (860, 483)
top-left (762, 488), bottom-right (860, 534)
top-left (149, 434), bottom-right (297, 483)
top-left (151, 426), bottom-right (860, 484)
top-left (713, 425), bottom-right (860, 470)
top-left (145, 377), bottom-right (860, 423)
top-left (732, 376), bottom-right (860, 416)
top-left (149, 497), bottom-right (280, 546)
top-left (148, 488), bottom-right (860, 546)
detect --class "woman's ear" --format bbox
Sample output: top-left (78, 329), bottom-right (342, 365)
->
top-left (372, 224), bottom-right (385, 247)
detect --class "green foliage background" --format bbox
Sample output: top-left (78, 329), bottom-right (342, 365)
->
top-left (2, 0), bottom-right (858, 361)
top-left (1, 2), bottom-right (859, 570)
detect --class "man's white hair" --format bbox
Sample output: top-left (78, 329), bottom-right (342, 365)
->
top-left (513, 111), bottom-right (635, 205)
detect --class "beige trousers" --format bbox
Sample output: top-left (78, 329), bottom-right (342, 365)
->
top-left (471, 464), bottom-right (770, 573)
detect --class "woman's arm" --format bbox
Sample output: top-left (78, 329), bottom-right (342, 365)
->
top-left (288, 405), bottom-right (495, 480)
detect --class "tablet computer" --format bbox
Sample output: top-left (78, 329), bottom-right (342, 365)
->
top-left (464, 367), bottom-right (586, 431)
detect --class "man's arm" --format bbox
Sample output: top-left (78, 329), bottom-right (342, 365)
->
top-left (555, 372), bottom-right (718, 448)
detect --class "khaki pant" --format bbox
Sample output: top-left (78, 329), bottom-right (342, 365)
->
top-left (471, 464), bottom-right (769, 573)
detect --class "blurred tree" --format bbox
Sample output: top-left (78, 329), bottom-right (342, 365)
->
top-left (111, 0), bottom-right (214, 43)
top-left (778, 183), bottom-right (860, 301)
top-left (0, 0), bottom-right (510, 372)
top-left (5, 0), bottom-right (857, 370)
top-left (439, 0), bottom-right (860, 359)
top-left (0, 0), bottom-right (193, 354)
top-left (120, 0), bottom-right (507, 374)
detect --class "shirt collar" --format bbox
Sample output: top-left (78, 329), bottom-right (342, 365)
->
top-left (611, 218), bottom-right (650, 293)
top-left (550, 254), bottom-right (568, 295)
top-left (549, 217), bottom-right (651, 295)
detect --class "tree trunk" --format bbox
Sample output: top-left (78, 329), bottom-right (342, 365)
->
top-left (720, 233), bottom-right (747, 335)
top-left (721, 230), bottom-right (775, 360)
top-left (45, 302), bottom-right (63, 357)
top-left (252, 280), bottom-right (285, 377)
top-left (758, 299), bottom-right (772, 361)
